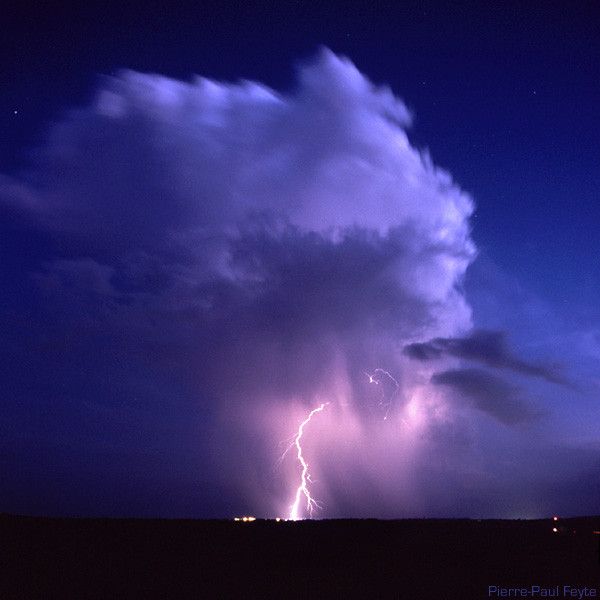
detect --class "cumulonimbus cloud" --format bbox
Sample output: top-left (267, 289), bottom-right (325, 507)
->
top-left (6, 48), bottom-right (573, 518)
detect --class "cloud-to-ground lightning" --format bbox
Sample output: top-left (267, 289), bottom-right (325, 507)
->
top-left (365, 368), bottom-right (400, 420)
top-left (289, 402), bottom-right (329, 520)
top-left (281, 369), bottom-right (398, 521)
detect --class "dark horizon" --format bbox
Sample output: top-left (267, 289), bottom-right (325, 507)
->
top-left (4, 513), bottom-right (600, 598)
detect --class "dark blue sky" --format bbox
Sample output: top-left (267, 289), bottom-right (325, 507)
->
top-left (1, 1), bottom-right (599, 518)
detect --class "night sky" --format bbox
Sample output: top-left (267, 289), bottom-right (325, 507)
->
top-left (1, 1), bottom-right (599, 519)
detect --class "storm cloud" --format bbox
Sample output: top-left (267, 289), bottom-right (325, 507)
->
top-left (0, 49), bottom-right (584, 518)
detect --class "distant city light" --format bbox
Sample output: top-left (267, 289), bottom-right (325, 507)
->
top-left (233, 516), bottom-right (256, 522)
top-left (552, 527), bottom-right (558, 533)
top-left (553, 516), bottom-right (559, 521)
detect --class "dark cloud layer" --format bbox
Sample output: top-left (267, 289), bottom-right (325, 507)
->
top-left (431, 368), bottom-right (542, 425)
top-left (404, 329), bottom-right (566, 385)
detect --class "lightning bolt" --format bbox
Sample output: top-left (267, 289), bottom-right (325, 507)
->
top-left (280, 369), bottom-right (397, 519)
top-left (365, 368), bottom-right (399, 420)
top-left (288, 402), bottom-right (329, 521)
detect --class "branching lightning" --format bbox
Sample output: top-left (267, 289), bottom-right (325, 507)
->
top-left (365, 368), bottom-right (400, 420)
top-left (288, 402), bottom-right (329, 520)
top-left (279, 369), bottom-right (398, 520)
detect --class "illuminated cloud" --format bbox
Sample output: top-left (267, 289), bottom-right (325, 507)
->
top-left (8, 48), bottom-right (581, 518)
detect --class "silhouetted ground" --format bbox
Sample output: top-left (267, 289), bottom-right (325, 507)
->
top-left (2, 514), bottom-right (599, 599)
